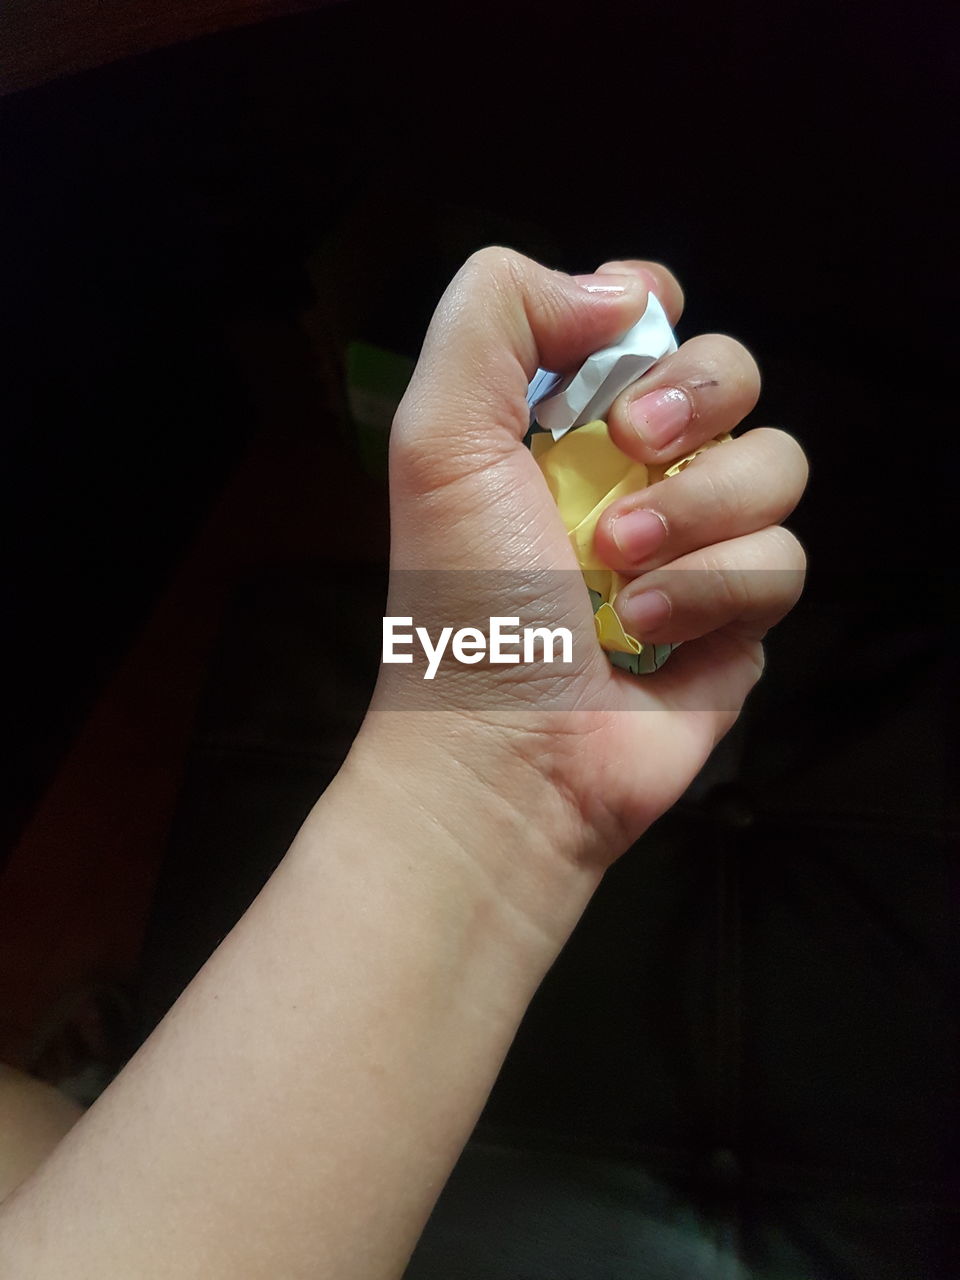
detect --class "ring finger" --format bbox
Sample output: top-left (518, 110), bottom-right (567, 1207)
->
top-left (614, 524), bottom-right (808, 647)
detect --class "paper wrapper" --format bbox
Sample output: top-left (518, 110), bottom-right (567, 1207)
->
top-left (527, 293), bottom-right (677, 440)
top-left (527, 294), bottom-right (725, 675)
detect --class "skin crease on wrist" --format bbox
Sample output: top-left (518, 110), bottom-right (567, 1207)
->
top-left (0, 249), bottom-right (807, 1278)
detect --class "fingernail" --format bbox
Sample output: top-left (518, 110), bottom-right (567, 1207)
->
top-left (628, 387), bottom-right (692, 450)
top-left (571, 273), bottom-right (640, 295)
top-left (611, 509), bottom-right (667, 564)
top-left (594, 266), bottom-right (662, 295)
top-left (618, 589), bottom-right (671, 637)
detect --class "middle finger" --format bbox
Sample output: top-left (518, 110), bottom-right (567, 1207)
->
top-left (593, 426), bottom-right (809, 575)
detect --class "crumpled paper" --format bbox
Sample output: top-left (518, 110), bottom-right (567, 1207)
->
top-left (527, 294), bottom-right (723, 675)
top-left (527, 293), bottom-right (677, 440)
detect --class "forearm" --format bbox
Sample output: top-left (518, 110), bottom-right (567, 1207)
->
top-left (0, 246), bottom-right (807, 1277)
top-left (0, 727), bottom-right (600, 1279)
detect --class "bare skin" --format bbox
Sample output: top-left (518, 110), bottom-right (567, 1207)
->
top-left (0, 1067), bottom-right (82, 1202)
top-left (0, 250), bottom-right (807, 1277)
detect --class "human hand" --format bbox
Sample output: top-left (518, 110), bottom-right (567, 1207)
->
top-left (0, 252), bottom-right (805, 1280)
top-left (358, 249), bottom-right (807, 874)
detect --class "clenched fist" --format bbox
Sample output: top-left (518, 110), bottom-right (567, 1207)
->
top-left (358, 248), bottom-right (807, 870)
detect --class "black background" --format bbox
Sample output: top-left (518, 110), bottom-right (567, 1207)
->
top-left (1, 0), bottom-right (951, 831)
top-left (1, 1), bottom-right (954, 1275)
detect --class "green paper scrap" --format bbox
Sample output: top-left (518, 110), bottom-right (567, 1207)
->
top-left (588, 589), bottom-right (674, 675)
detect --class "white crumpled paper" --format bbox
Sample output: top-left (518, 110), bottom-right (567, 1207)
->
top-left (527, 293), bottom-right (677, 438)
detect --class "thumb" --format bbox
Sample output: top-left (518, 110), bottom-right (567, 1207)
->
top-left (392, 247), bottom-right (652, 487)
top-left (378, 248), bottom-right (653, 699)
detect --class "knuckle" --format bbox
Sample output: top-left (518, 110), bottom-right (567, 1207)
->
top-left (686, 332), bottom-right (761, 399)
top-left (759, 527), bottom-right (807, 618)
top-left (390, 425), bottom-right (428, 478)
top-left (750, 642), bottom-right (767, 682)
top-left (718, 566), bottom-right (748, 613)
top-left (693, 558), bottom-right (744, 613)
top-left (725, 635), bottom-right (767, 689)
top-left (765, 524), bottom-right (807, 573)
top-left (750, 425), bottom-right (809, 474)
top-left (391, 416), bottom-right (506, 498)
top-left (777, 428), bottom-right (810, 486)
top-left (463, 245), bottom-right (525, 292)
top-left (390, 428), bottom-right (456, 494)
top-left (696, 331), bottom-right (752, 363)
top-left (647, 259), bottom-right (682, 298)
top-left (697, 458), bottom-right (751, 523)
top-left (738, 639), bottom-right (767, 691)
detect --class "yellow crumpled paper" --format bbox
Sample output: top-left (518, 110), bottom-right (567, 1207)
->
top-left (531, 420), bottom-right (725, 675)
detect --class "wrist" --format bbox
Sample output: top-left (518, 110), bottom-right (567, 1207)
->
top-left (334, 711), bottom-right (605, 959)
